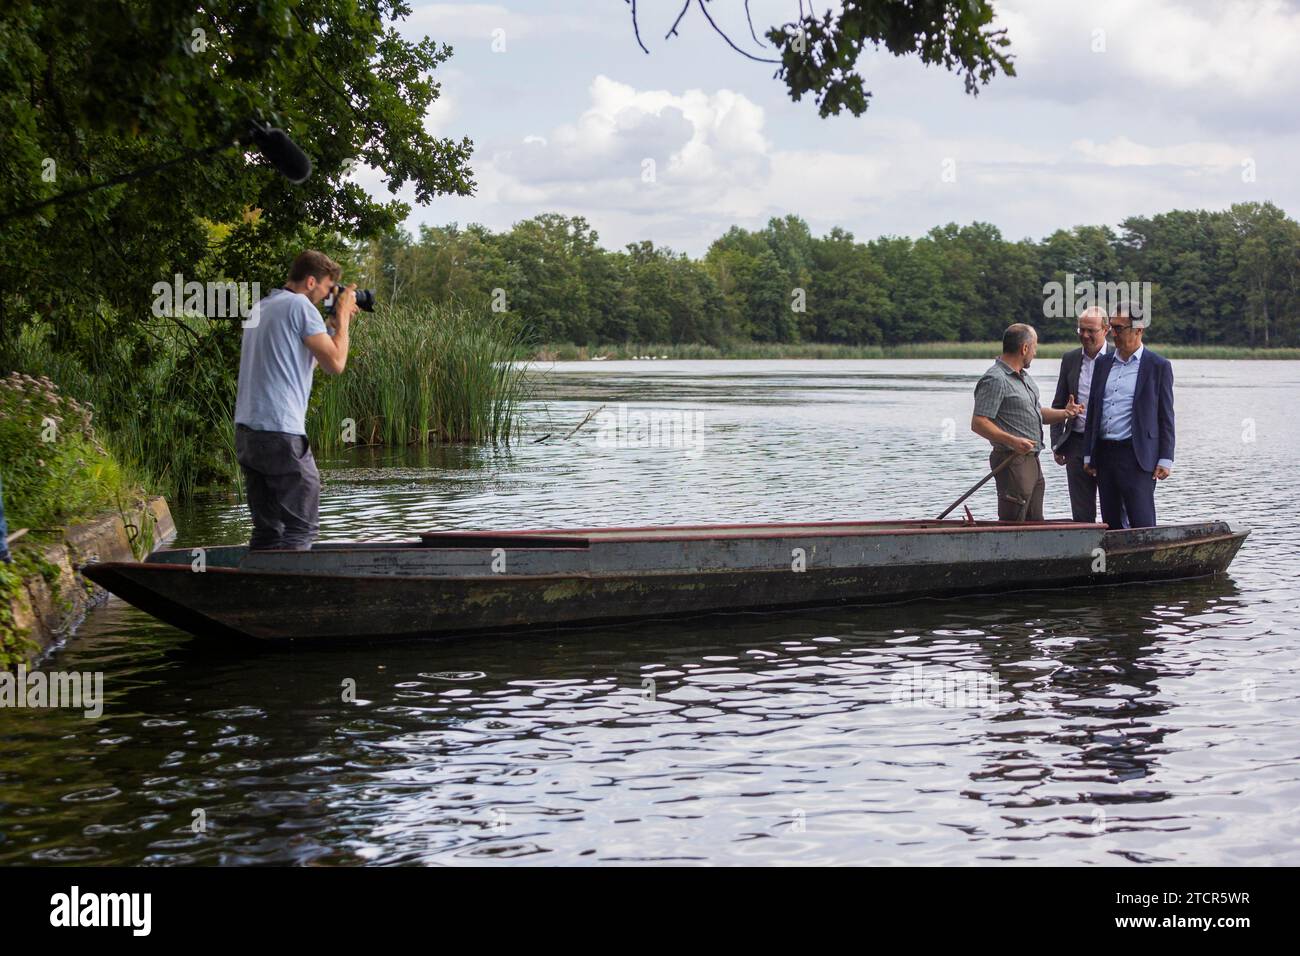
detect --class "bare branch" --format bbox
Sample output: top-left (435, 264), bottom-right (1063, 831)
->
top-left (665, 0), bottom-right (691, 39)
top-left (626, 0), bottom-right (649, 54)
top-left (694, 0), bottom-right (780, 63)
top-left (744, 1), bottom-right (761, 46)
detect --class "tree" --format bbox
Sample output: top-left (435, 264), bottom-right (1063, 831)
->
top-left (1, 1), bottom-right (474, 342)
top-left (0, 0), bottom-right (475, 490)
top-left (626, 0), bottom-right (1015, 118)
top-left (808, 228), bottom-right (891, 344)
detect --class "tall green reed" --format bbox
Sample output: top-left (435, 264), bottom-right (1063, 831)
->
top-left (309, 301), bottom-right (531, 452)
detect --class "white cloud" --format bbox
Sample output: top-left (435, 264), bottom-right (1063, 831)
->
top-left (359, 2), bottom-right (1300, 254)
top-left (423, 84), bottom-right (458, 137)
top-left (492, 75), bottom-right (772, 206)
top-left (399, 70), bottom-right (1276, 252)
top-left (1070, 136), bottom-right (1249, 168)
top-left (995, 0), bottom-right (1300, 107)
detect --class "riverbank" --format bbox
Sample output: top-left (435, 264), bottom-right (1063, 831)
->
top-left (0, 370), bottom-right (171, 665)
top-left (1, 497), bottom-right (175, 666)
top-left (529, 341), bottom-right (1300, 361)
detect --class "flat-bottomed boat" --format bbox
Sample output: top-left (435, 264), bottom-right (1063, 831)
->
top-left (78, 519), bottom-right (1249, 644)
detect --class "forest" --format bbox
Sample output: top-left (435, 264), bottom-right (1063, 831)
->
top-left (355, 201), bottom-right (1300, 348)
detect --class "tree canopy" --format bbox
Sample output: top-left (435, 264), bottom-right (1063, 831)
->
top-left (628, 0), bottom-right (1015, 117)
top-left (0, 0), bottom-right (474, 345)
top-left (359, 202), bottom-right (1300, 349)
top-left (0, 0), bottom-right (475, 492)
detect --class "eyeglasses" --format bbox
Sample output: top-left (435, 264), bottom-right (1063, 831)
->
top-left (1111, 324), bottom-right (1136, 334)
top-left (1076, 327), bottom-right (1106, 335)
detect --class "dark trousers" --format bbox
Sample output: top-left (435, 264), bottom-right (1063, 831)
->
top-left (1058, 431), bottom-right (1100, 523)
top-left (1095, 439), bottom-right (1156, 530)
top-left (235, 424), bottom-right (321, 550)
top-left (990, 447), bottom-right (1044, 521)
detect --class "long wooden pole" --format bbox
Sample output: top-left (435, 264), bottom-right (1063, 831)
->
top-left (936, 452), bottom-right (1024, 520)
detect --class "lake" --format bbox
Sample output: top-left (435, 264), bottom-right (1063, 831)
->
top-left (2, 358), bottom-right (1297, 865)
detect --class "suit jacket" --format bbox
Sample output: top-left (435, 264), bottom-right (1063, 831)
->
top-left (1082, 347), bottom-right (1176, 473)
top-left (1050, 345), bottom-right (1112, 452)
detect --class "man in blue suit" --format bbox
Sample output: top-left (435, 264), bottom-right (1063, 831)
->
top-left (1082, 303), bottom-right (1175, 529)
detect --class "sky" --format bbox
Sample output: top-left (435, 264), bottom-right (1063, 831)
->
top-left (349, 0), bottom-right (1300, 256)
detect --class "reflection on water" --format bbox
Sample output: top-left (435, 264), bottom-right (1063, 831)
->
top-left (2, 359), bottom-right (1298, 865)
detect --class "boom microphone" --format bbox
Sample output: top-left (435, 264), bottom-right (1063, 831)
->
top-left (246, 121), bottom-right (313, 183)
top-left (2, 120), bottom-right (313, 221)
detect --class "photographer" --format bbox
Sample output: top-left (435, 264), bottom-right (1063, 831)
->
top-left (233, 250), bottom-right (358, 550)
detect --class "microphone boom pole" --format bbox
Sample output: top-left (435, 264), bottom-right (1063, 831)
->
top-left (1, 121), bottom-right (311, 223)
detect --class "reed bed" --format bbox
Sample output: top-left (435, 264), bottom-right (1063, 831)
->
top-left (309, 302), bottom-right (531, 452)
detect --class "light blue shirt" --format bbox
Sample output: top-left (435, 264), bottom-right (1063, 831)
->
top-left (1087, 345), bottom-right (1173, 470)
top-left (234, 288), bottom-right (328, 435)
top-left (1099, 345), bottom-right (1143, 441)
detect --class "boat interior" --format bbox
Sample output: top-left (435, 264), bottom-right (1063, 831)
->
top-left (134, 520), bottom-right (1240, 572)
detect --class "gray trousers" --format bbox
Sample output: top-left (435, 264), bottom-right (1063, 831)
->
top-left (235, 424), bottom-right (320, 550)
top-left (1057, 431), bottom-right (1100, 523)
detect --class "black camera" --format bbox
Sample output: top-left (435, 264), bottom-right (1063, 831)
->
top-left (323, 283), bottom-right (375, 313)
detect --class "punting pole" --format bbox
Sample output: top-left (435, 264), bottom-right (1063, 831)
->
top-left (936, 451), bottom-right (1025, 520)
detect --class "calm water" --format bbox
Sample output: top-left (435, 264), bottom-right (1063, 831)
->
top-left (2, 359), bottom-right (1298, 865)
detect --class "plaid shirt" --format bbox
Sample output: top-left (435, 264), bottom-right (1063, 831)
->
top-left (973, 358), bottom-right (1044, 450)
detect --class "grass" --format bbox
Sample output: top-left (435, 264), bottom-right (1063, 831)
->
top-left (530, 340), bottom-right (1300, 361)
top-left (309, 301), bottom-right (532, 452)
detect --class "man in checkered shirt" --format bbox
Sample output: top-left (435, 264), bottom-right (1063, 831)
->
top-left (971, 324), bottom-right (1085, 521)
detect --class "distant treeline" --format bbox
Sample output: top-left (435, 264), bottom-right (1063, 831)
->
top-left (355, 201), bottom-right (1300, 348)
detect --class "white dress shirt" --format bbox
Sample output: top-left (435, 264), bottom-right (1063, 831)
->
top-left (1072, 347), bottom-right (1104, 433)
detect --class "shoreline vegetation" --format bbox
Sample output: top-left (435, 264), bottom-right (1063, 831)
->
top-left (0, 372), bottom-right (146, 531)
top-left (5, 202), bottom-right (1300, 506)
top-left (1, 302), bottom-right (531, 501)
top-left (368, 204), bottom-right (1300, 351)
top-left (0, 371), bottom-right (153, 665)
top-left (527, 341), bottom-right (1300, 362)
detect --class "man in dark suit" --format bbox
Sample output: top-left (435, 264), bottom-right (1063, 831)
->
top-left (1082, 303), bottom-right (1175, 529)
top-left (1050, 306), bottom-right (1113, 522)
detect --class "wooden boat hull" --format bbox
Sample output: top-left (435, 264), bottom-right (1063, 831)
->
top-left (78, 520), bottom-right (1249, 644)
